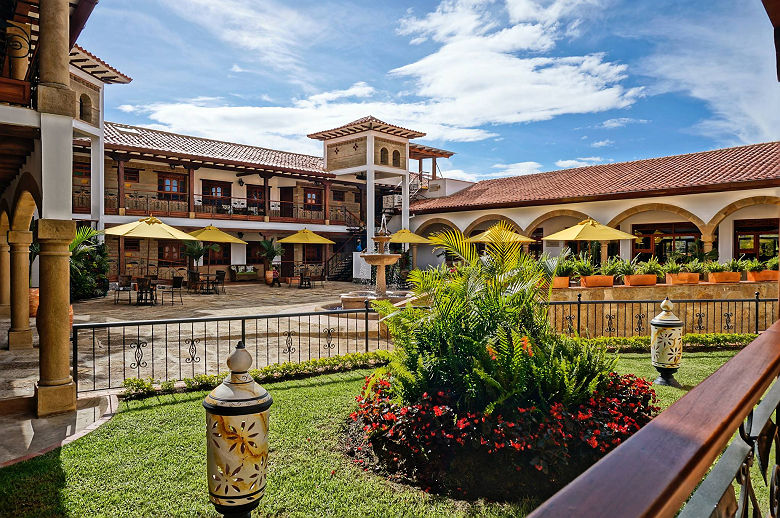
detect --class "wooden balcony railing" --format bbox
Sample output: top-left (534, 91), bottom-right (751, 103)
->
top-left (104, 189), bottom-right (364, 225)
top-left (529, 319), bottom-right (780, 518)
top-left (72, 187), bottom-right (90, 214)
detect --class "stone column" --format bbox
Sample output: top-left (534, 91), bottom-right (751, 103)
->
top-left (7, 230), bottom-right (32, 349)
top-left (702, 238), bottom-right (714, 254)
top-left (600, 241), bottom-right (609, 266)
top-left (37, 0), bottom-right (76, 117)
top-left (35, 219), bottom-right (76, 417)
top-left (0, 233), bottom-right (9, 317)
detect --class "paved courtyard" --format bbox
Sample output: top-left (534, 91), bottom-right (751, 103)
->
top-left (0, 281), bottom-right (384, 400)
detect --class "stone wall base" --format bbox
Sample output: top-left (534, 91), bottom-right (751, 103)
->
top-left (35, 382), bottom-right (76, 417)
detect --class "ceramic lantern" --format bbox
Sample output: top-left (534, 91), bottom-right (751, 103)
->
top-left (204, 341), bottom-right (273, 518)
top-left (650, 298), bottom-right (684, 388)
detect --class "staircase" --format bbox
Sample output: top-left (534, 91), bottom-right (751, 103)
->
top-left (325, 229), bottom-right (364, 281)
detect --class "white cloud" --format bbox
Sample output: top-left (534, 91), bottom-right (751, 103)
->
top-left (160, 0), bottom-right (319, 74)
top-left (597, 117), bottom-right (648, 129)
top-left (638, 2), bottom-right (780, 144)
top-left (230, 64), bottom-right (247, 73)
top-left (590, 139), bottom-right (613, 147)
top-left (301, 82), bottom-right (376, 106)
top-left (440, 169), bottom-right (479, 182)
top-left (555, 156), bottom-right (604, 168)
top-left (491, 161), bottom-right (544, 176)
top-left (117, 104), bottom-right (137, 113)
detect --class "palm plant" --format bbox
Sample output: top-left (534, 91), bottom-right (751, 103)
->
top-left (256, 239), bottom-right (283, 270)
top-left (183, 241), bottom-right (217, 270)
top-left (374, 221), bottom-right (615, 415)
top-left (69, 226), bottom-right (101, 278)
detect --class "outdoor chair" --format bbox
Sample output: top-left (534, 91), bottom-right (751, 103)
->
top-left (214, 270), bottom-right (226, 294)
top-left (114, 274), bottom-right (132, 304)
top-left (136, 277), bottom-right (156, 305)
top-left (187, 270), bottom-right (201, 293)
top-left (160, 276), bottom-right (184, 305)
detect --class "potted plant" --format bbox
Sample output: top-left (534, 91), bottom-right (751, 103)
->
top-left (553, 258), bottom-right (575, 288)
top-left (682, 258), bottom-right (705, 284)
top-left (664, 260), bottom-right (690, 285)
top-left (257, 239), bottom-right (284, 285)
top-left (577, 255), bottom-right (614, 287)
top-left (623, 257), bottom-right (658, 286)
top-left (706, 260), bottom-right (741, 283)
top-left (746, 257), bottom-right (779, 282)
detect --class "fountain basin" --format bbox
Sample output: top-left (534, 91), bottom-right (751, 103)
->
top-left (340, 290), bottom-right (412, 310)
top-left (360, 253), bottom-right (402, 266)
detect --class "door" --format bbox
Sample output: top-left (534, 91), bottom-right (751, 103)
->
top-left (280, 187), bottom-right (293, 218)
top-left (281, 242), bottom-right (295, 278)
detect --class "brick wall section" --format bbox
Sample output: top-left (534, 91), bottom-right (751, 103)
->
top-left (326, 137), bottom-right (366, 171)
top-left (69, 73), bottom-right (100, 126)
top-left (374, 137), bottom-right (407, 169)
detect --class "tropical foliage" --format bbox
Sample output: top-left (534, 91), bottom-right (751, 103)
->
top-left (70, 226), bottom-right (109, 301)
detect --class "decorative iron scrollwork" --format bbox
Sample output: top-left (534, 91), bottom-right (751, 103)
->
top-left (723, 312), bottom-right (734, 331)
top-left (604, 314), bottom-right (616, 334)
top-left (634, 313), bottom-right (646, 334)
top-left (128, 340), bottom-right (148, 369)
top-left (694, 312), bottom-right (706, 331)
top-left (322, 328), bottom-right (336, 349)
top-left (184, 338), bottom-right (201, 364)
top-left (564, 314), bottom-right (575, 334)
top-left (282, 331), bottom-right (295, 354)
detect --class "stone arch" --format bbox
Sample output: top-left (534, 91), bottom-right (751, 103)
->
top-left (525, 209), bottom-right (591, 235)
top-left (705, 196), bottom-right (780, 237)
top-left (607, 203), bottom-right (708, 238)
top-left (11, 173), bottom-right (41, 231)
top-left (416, 217), bottom-right (460, 236)
top-left (78, 93), bottom-right (93, 123)
top-left (463, 214), bottom-right (524, 236)
top-left (0, 198), bottom-right (10, 227)
top-left (379, 147), bottom-right (389, 165)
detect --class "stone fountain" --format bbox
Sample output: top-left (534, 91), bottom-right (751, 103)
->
top-left (332, 215), bottom-right (413, 311)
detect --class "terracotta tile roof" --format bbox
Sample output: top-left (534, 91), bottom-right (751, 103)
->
top-left (70, 45), bottom-right (132, 84)
top-left (411, 142), bottom-right (780, 213)
top-left (307, 115), bottom-right (426, 140)
top-left (102, 122), bottom-right (326, 176)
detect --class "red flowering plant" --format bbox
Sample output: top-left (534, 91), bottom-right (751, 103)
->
top-left (355, 226), bottom-right (659, 499)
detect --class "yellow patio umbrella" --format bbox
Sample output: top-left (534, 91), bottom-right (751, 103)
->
top-left (389, 228), bottom-right (431, 244)
top-left (278, 228), bottom-right (335, 245)
top-left (189, 225), bottom-right (248, 274)
top-left (466, 227), bottom-right (535, 243)
top-left (105, 216), bottom-right (197, 275)
top-left (541, 218), bottom-right (637, 242)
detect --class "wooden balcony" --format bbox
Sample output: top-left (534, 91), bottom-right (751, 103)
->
top-left (1, 2), bottom-right (37, 107)
top-left (101, 189), bottom-right (363, 226)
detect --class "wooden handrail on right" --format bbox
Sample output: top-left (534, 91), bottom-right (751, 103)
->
top-left (529, 319), bottom-right (780, 518)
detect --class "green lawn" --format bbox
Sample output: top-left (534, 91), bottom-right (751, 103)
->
top-left (0, 351), bottom-right (737, 518)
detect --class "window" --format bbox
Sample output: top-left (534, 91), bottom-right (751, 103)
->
top-left (78, 94), bottom-right (92, 123)
top-left (529, 228), bottom-right (543, 258)
top-left (158, 173), bottom-right (187, 201)
top-left (208, 243), bottom-right (231, 265)
top-left (380, 147), bottom-right (389, 165)
top-left (123, 168), bottom-right (140, 183)
top-left (246, 185), bottom-right (265, 208)
top-left (73, 161), bottom-right (90, 181)
top-left (304, 188), bottom-right (322, 211)
top-left (246, 242), bottom-right (264, 263)
top-left (392, 150), bottom-right (401, 167)
top-left (202, 180), bottom-right (232, 206)
top-left (332, 190), bottom-right (345, 202)
top-left (304, 244), bottom-right (323, 264)
top-left (125, 238), bottom-right (141, 252)
top-left (158, 240), bottom-right (185, 266)
top-left (632, 222), bottom-right (702, 262)
top-left (734, 219), bottom-right (779, 261)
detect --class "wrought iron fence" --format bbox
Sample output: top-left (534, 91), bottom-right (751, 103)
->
top-left (546, 293), bottom-right (776, 337)
top-left (72, 304), bottom-right (390, 393)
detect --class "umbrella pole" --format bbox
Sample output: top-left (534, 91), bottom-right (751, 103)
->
top-left (146, 239), bottom-right (150, 276)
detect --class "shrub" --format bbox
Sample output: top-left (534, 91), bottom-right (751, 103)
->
top-left (614, 257), bottom-right (635, 281)
top-left (577, 333), bottom-right (756, 352)
top-left (122, 377), bottom-right (156, 399)
top-left (573, 254), bottom-right (595, 277)
top-left (352, 372), bottom-right (657, 499)
top-left (724, 257), bottom-right (746, 273)
top-left (599, 257), bottom-right (623, 277)
top-left (663, 259), bottom-right (682, 274)
top-left (555, 258), bottom-right (576, 278)
top-left (766, 257), bottom-right (779, 271)
top-left (705, 261), bottom-right (726, 273)
top-left (636, 257), bottom-right (664, 279)
top-left (744, 258), bottom-right (765, 272)
top-left (683, 258), bottom-right (706, 275)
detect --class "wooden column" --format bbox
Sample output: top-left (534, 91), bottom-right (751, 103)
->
top-left (263, 175), bottom-right (270, 222)
top-left (117, 159), bottom-right (125, 215)
top-left (118, 236), bottom-right (125, 276)
top-left (323, 181), bottom-right (331, 224)
top-left (187, 167), bottom-right (196, 217)
top-left (431, 157), bottom-right (437, 180)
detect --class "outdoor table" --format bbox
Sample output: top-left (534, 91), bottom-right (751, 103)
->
top-left (200, 273), bottom-right (217, 294)
top-left (136, 282), bottom-right (158, 306)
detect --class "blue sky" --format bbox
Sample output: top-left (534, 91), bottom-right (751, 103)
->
top-left (77, 0), bottom-right (779, 181)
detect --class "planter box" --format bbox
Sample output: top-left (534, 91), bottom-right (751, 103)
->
top-left (747, 270), bottom-right (779, 282)
top-left (624, 274), bottom-right (657, 286)
top-left (708, 271), bottom-right (741, 283)
top-left (580, 275), bottom-right (614, 288)
top-left (665, 273), bottom-right (699, 285)
top-left (552, 276), bottom-right (570, 289)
